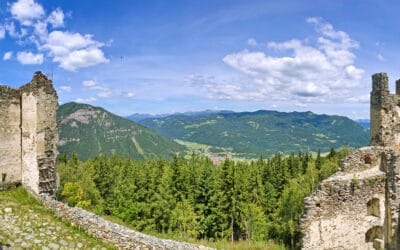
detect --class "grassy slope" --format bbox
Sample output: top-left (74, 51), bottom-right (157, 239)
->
top-left (0, 187), bottom-right (114, 249)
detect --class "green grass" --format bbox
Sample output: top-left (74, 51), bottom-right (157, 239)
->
top-left (0, 187), bottom-right (116, 249)
top-left (101, 212), bottom-right (285, 250)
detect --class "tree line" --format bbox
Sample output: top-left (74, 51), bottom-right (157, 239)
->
top-left (57, 148), bottom-right (349, 249)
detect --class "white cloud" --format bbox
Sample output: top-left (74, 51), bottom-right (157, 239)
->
top-left (10, 0), bottom-right (45, 26)
top-left (55, 47), bottom-right (108, 71)
top-left (122, 92), bottom-right (135, 98)
top-left (0, 26), bottom-right (5, 39)
top-left (97, 91), bottom-right (112, 97)
top-left (60, 85), bottom-right (72, 92)
top-left (47, 8), bottom-right (64, 28)
top-left (74, 97), bottom-right (97, 103)
top-left (346, 94), bottom-right (369, 103)
top-left (4, 2), bottom-right (108, 71)
top-left (82, 80), bottom-right (107, 90)
top-left (218, 17), bottom-right (364, 103)
top-left (33, 21), bottom-right (48, 40)
top-left (294, 103), bottom-right (308, 107)
top-left (82, 80), bottom-right (97, 87)
top-left (5, 22), bottom-right (22, 38)
top-left (41, 31), bottom-right (108, 71)
top-left (16, 51), bottom-right (43, 64)
top-left (247, 38), bottom-right (258, 46)
top-left (82, 79), bottom-right (111, 97)
top-left (3, 51), bottom-right (12, 61)
top-left (377, 53), bottom-right (385, 61)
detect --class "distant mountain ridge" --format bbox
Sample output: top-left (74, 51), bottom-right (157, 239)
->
top-left (139, 110), bottom-right (370, 158)
top-left (356, 119), bottom-right (370, 129)
top-left (58, 102), bottom-right (185, 161)
top-left (126, 110), bottom-right (234, 122)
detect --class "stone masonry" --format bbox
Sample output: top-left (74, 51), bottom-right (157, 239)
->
top-left (301, 73), bottom-right (400, 249)
top-left (0, 71), bottom-right (58, 195)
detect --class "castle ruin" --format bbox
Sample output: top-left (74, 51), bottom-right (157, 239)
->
top-left (0, 71), bottom-right (58, 196)
top-left (301, 73), bottom-right (400, 249)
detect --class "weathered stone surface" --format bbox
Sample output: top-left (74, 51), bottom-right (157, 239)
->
top-left (0, 71), bottom-right (58, 196)
top-left (301, 73), bottom-right (400, 250)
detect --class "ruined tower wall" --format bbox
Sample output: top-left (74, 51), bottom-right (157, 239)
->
top-left (0, 86), bottom-right (22, 185)
top-left (20, 91), bottom-right (39, 193)
top-left (0, 72), bottom-right (58, 195)
top-left (301, 73), bottom-right (400, 250)
top-left (301, 147), bottom-right (391, 249)
top-left (370, 73), bottom-right (400, 149)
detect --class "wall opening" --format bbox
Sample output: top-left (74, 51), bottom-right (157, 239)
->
top-left (367, 198), bottom-right (381, 217)
top-left (1, 173), bottom-right (5, 182)
top-left (365, 226), bottom-right (383, 243)
top-left (379, 153), bottom-right (387, 172)
top-left (366, 225), bottom-right (384, 249)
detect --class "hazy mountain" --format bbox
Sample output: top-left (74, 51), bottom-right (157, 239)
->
top-left (126, 110), bottom-right (234, 122)
top-left (356, 119), bottom-right (370, 129)
top-left (57, 102), bottom-right (185, 161)
top-left (140, 110), bottom-right (370, 158)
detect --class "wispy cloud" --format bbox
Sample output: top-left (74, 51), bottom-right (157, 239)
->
top-left (74, 97), bottom-right (96, 103)
top-left (82, 79), bottom-right (111, 98)
top-left (60, 85), bottom-right (72, 92)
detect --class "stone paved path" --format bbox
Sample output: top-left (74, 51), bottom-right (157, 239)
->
top-left (0, 188), bottom-right (113, 250)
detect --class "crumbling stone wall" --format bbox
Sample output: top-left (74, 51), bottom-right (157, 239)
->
top-left (36, 194), bottom-right (214, 250)
top-left (301, 73), bottom-right (400, 250)
top-left (0, 72), bottom-right (58, 195)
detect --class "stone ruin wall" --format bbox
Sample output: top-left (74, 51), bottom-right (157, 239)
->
top-left (301, 73), bottom-right (400, 250)
top-left (0, 86), bottom-right (22, 186)
top-left (0, 72), bottom-right (58, 195)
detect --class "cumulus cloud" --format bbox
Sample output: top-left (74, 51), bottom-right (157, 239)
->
top-left (186, 74), bottom-right (270, 101)
top-left (10, 0), bottom-right (45, 26)
top-left (39, 31), bottom-right (108, 71)
top-left (3, 0), bottom-right (108, 71)
top-left (3, 51), bottom-right (12, 60)
top-left (60, 85), bottom-right (72, 92)
top-left (74, 97), bottom-right (97, 103)
top-left (16, 51), bottom-right (43, 64)
top-left (205, 17), bottom-right (365, 103)
top-left (47, 8), bottom-right (64, 28)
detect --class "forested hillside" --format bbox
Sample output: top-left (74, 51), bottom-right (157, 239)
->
top-left (56, 148), bottom-right (349, 249)
top-left (57, 102), bottom-right (185, 161)
top-left (140, 110), bottom-right (369, 158)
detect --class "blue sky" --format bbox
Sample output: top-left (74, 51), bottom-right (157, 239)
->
top-left (0, 0), bottom-right (398, 119)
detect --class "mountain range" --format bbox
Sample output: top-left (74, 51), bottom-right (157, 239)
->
top-left (57, 102), bottom-right (185, 161)
top-left (138, 110), bottom-right (370, 158)
top-left (58, 103), bottom-right (370, 161)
